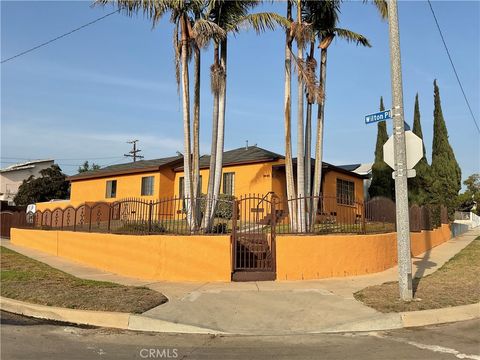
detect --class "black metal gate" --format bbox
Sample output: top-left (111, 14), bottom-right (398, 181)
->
top-left (232, 193), bottom-right (281, 281)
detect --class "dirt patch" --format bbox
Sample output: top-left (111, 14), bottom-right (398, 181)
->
top-left (354, 236), bottom-right (480, 312)
top-left (0, 246), bottom-right (167, 313)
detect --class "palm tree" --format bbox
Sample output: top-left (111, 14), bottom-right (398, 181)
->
top-left (301, 0), bottom-right (376, 227)
top-left (283, 0), bottom-right (297, 230)
top-left (95, 0), bottom-right (224, 229)
top-left (294, 0), bottom-right (310, 232)
top-left (203, 1), bottom-right (288, 231)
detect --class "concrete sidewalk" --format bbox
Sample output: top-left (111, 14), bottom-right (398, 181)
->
top-left (2, 228), bottom-right (479, 335)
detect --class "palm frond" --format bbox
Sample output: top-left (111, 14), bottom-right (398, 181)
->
top-left (93, 0), bottom-right (170, 26)
top-left (210, 63), bottom-right (225, 94)
top-left (173, 21), bottom-right (181, 92)
top-left (329, 28), bottom-right (371, 47)
top-left (365, 0), bottom-right (388, 20)
top-left (290, 21), bottom-right (314, 46)
top-left (192, 19), bottom-right (226, 48)
top-left (229, 12), bottom-right (289, 34)
top-left (291, 50), bottom-right (323, 104)
top-left (302, 0), bottom-right (340, 31)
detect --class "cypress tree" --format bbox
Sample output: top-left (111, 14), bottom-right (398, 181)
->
top-left (429, 80), bottom-right (461, 214)
top-left (369, 97), bottom-right (394, 199)
top-left (408, 93), bottom-right (431, 204)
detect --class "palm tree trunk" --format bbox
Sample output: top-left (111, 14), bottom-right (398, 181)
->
top-left (284, 0), bottom-right (296, 231)
top-left (212, 38), bottom-right (228, 226)
top-left (296, 1), bottom-right (306, 232)
top-left (193, 44), bottom-right (201, 227)
top-left (312, 46), bottom-right (328, 227)
top-left (180, 14), bottom-right (194, 228)
top-left (305, 41), bottom-right (315, 229)
top-left (203, 42), bottom-right (220, 231)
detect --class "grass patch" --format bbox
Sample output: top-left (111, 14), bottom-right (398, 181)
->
top-left (354, 236), bottom-right (480, 312)
top-left (0, 246), bottom-right (167, 313)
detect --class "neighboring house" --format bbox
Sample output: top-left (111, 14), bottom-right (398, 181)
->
top-left (338, 163), bottom-right (373, 201)
top-left (36, 146), bottom-right (366, 212)
top-left (0, 159), bottom-right (54, 205)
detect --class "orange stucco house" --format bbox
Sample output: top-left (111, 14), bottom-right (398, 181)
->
top-left (36, 146), bottom-right (366, 212)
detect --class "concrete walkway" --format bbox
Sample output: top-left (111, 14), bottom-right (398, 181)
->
top-left (2, 228), bottom-right (479, 335)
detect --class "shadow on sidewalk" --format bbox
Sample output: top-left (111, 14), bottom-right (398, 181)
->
top-left (411, 230), bottom-right (435, 296)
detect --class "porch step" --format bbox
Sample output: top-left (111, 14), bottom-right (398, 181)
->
top-left (258, 210), bottom-right (287, 225)
top-left (232, 271), bottom-right (276, 282)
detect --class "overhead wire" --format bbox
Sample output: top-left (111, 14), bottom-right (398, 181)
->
top-left (1, 9), bottom-right (121, 64)
top-left (427, 0), bottom-right (480, 133)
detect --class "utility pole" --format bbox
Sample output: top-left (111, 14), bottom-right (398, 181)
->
top-left (124, 140), bottom-right (144, 162)
top-left (387, 0), bottom-right (413, 301)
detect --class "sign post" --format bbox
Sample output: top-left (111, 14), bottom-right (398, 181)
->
top-left (387, 0), bottom-right (413, 301)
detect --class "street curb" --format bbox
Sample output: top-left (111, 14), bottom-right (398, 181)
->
top-left (400, 302), bottom-right (480, 328)
top-left (0, 297), bottom-right (225, 335)
top-left (1, 296), bottom-right (478, 334)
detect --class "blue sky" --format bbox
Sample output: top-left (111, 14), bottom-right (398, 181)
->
top-left (1, 1), bottom-right (479, 181)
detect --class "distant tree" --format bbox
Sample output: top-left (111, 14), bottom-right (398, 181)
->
top-left (369, 96), bottom-right (394, 199)
top-left (408, 93), bottom-right (431, 205)
top-left (429, 80), bottom-right (461, 215)
top-left (78, 161), bottom-right (100, 173)
top-left (14, 165), bottom-right (70, 205)
top-left (456, 173), bottom-right (480, 215)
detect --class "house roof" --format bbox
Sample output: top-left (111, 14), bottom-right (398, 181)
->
top-left (336, 164), bottom-right (361, 172)
top-left (338, 163), bottom-right (373, 176)
top-left (68, 156), bottom-right (183, 181)
top-left (0, 159), bottom-right (54, 173)
top-left (173, 146), bottom-right (284, 171)
top-left (281, 159), bottom-right (368, 179)
top-left (68, 145), bottom-right (366, 181)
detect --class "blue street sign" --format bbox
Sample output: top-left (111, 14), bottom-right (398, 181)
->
top-left (365, 109), bottom-right (392, 124)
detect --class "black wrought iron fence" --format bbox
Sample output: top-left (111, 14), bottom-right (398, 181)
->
top-left (8, 195), bottom-right (449, 236)
top-left (28, 196), bottom-right (235, 235)
top-left (275, 195), bottom-right (365, 234)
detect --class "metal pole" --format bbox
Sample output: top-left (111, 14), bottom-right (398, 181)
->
top-left (387, 0), bottom-right (413, 301)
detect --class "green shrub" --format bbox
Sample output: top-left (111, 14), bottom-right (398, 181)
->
top-left (115, 222), bottom-right (166, 234)
top-left (198, 194), bottom-right (235, 220)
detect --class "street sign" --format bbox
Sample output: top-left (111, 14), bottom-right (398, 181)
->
top-left (383, 130), bottom-right (423, 171)
top-left (365, 109), bottom-right (392, 124)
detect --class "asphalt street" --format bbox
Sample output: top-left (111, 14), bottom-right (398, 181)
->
top-left (1, 311), bottom-right (479, 360)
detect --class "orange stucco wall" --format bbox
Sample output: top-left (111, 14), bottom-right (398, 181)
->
top-left (11, 225), bottom-right (451, 282)
top-left (276, 224), bottom-right (451, 280)
top-left (323, 170), bottom-right (364, 202)
top-left (11, 228), bottom-right (232, 282)
top-left (38, 158), bottom-right (365, 213)
top-left (70, 172), bottom-right (164, 203)
top-left (174, 160), bottom-right (285, 198)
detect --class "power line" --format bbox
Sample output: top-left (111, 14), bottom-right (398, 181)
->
top-left (0, 156), bottom-right (124, 161)
top-left (427, 0), bottom-right (480, 133)
top-left (1, 9), bottom-right (120, 64)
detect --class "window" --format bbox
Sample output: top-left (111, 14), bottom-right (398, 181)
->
top-left (179, 176), bottom-right (202, 197)
top-left (179, 177), bottom-right (184, 198)
top-left (336, 178), bottom-right (354, 205)
top-left (106, 180), bottom-right (117, 198)
top-left (141, 176), bottom-right (154, 196)
top-left (197, 176), bottom-right (202, 195)
top-left (222, 172), bottom-right (235, 195)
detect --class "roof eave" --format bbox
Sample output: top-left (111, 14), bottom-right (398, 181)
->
top-left (174, 157), bottom-right (282, 172)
